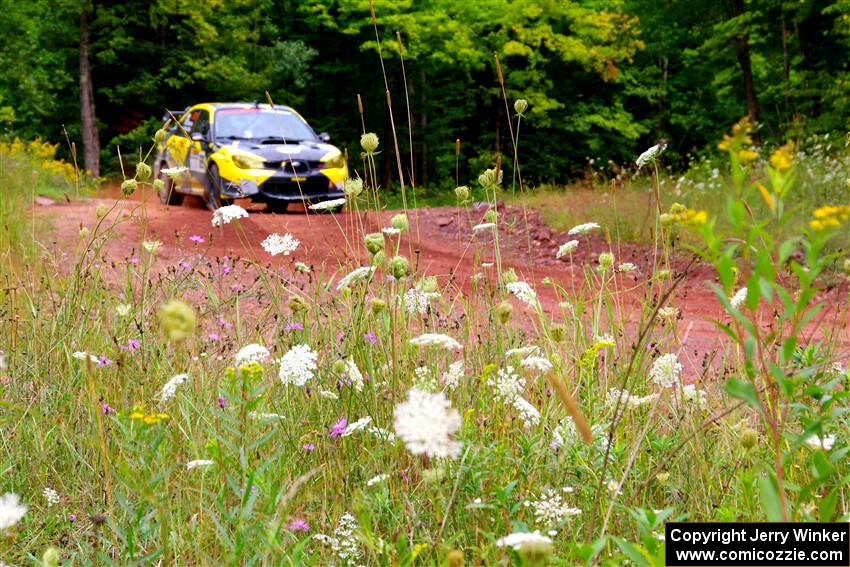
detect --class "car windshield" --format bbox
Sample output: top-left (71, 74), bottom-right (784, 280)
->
top-left (214, 109), bottom-right (316, 142)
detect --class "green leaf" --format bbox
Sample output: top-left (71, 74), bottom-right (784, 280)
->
top-left (758, 473), bottom-right (785, 522)
top-left (725, 378), bottom-right (761, 412)
top-left (611, 536), bottom-right (650, 567)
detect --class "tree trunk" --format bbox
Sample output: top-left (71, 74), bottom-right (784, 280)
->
top-left (781, 13), bottom-right (790, 112)
top-left (79, 0), bottom-right (100, 177)
top-left (732, 0), bottom-right (759, 127)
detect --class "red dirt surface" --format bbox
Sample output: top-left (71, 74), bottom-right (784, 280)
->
top-left (34, 186), bottom-right (850, 380)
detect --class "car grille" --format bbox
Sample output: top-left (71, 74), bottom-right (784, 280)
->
top-left (261, 176), bottom-right (328, 197)
top-left (262, 159), bottom-right (317, 174)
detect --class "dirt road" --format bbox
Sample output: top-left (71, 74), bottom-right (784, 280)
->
top-left (35, 187), bottom-right (849, 380)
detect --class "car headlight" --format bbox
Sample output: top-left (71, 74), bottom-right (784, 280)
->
top-left (232, 154), bottom-right (264, 169)
top-left (322, 152), bottom-right (346, 169)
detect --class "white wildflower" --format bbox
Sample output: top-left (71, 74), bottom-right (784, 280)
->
top-left (186, 459), bottom-right (214, 470)
top-left (295, 261), bottom-right (311, 273)
top-left (659, 306), bottom-right (679, 320)
top-left (261, 233), bottom-right (300, 256)
top-left (319, 390), bottom-right (339, 400)
top-left (567, 222), bottom-right (599, 235)
top-left (159, 373), bottom-right (190, 402)
top-left (308, 198), bottom-right (346, 211)
top-left (142, 240), bottom-right (161, 254)
top-left (636, 143), bottom-right (667, 170)
top-left (382, 227), bottom-right (401, 236)
top-left (335, 266), bottom-right (375, 291)
top-left (249, 412), bottom-right (284, 421)
top-left (278, 344), bottom-right (318, 386)
top-left (115, 303), bottom-right (132, 317)
top-left (805, 434), bottom-right (835, 450)
top-left (506, 346), bottom-right (541, 358)
top-left (512, 396), bottom-right (541, 429)
top-left (235, 343), bottom-right (270, 366)
top-left (607, 479), bottom-right (621, 494)
top-left (556, 240), bottom-right (579, 258)
top-left (409, 333), bottom-right (463, 351)
top-left (730, 287), bottom-right (748, 309)
top-left (161, 166), bottom-right (188, 179)
top-left (681, 384), bottom-right (708, 407)
top-left (404, 288), bottom-right (439, 316)
top-left (342, 357), bottom-right (364, 391)
top-left (520, 355), bottom-right (552, 375)
top-left (367, 426), bottom-right (396, 442)
top-left (342, 416), bottom-right (372, 437)
top-left (496, 531), bottom-right (553, 552)
top-left (211, 204), bottom-right (249, 227)
top-left (473, 222), bottom-right (496, 232)
top-left (488, 366), bottom-right (526, 403)
top-left (0, 493), bottom-right (27, 531)
top-left (442, 360), bottom-right (464, 390)
top-left (525, 488), bottom-right (581, 527)
top-left (606, 388), bottom-right (658, 409)
top-left (366, 474), bottom-right (389, 487)
top-left (393, 388), bottom-right (462, 459)
top-left (506, 281), bottom-right (540, 309)
top-left (42, 488), bottom-right (60, 507)
top-left (552, 417), bottom-right (577, 449)
top-left (312, 512), bottom-right (363, 565)
top-left (650, 353), bottom-right (682, 388)
top-left (617, 262), bottom-right (637, 272)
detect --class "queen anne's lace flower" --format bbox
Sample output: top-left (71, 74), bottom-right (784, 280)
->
top-left (520, 355), bottom-right (553, 375)
top-left (409, 333), bottom-right (463, 351)
top-left (278, 344), bottom-right (318, 386)
top-left (552, 417), bottom-right (577, 449)
top-left (211, 204), bottom-right (249, 227)
top-left (0, 493), bottom-right (27, 531)
top-left (556, 240), bottom-right (579, 258)
top-left (636, 143), bottom-right (667, 170)
top-left (342, 416), bottom-right (372, 437)
top-left (336, 266), bottom-right (375, 291)
top-left (650, 353), bottom-right (682, 388)
top-left (567, 222), bottom-right (600, 235)
top-left (496, 531), bottom-right (553, 551)
top-left (366, 474), bottom-right (389, 487)
top-left (159, 373), bottom-right (190, 402)
top-left (308, 198), bottom-right (346, 211)
top-left (606, 387), bottom-right (658, 409)
top-left (312, 512), bottom-right (363, 565)
top-left (730, 287), bottom-right (748, 309)
top-left (472, 222), bottom-right (496, 232)
top-left (512, 396), bottom-right (541, 429)
top-left (261, 233), bottom-right (300, 256)
top-left (42, 487), bottom-right (60, 507)
top-left (186, 459), bottom-right (214, 470)
top-left (404, 288), bottom-right (440, 315)
top-left (393, 388), bottom-right (462, 459)
top-left (342, 357), bottom-right (364, 391)
top-left (442, 360), bottom-right (464, 390)
top-left (506, 281), bottom-right (540, 309)
top-left (525, 488), bottom-right (581, 528)
top-left (506, 346), bottom-right (541, 358)
top-left (488, 365), bottom-right (526, 402)
top-left (682, 384), bottom-right (708, 407)
top-left (805, 434), bottom-right (835, 450)
top-left (235, 343), bottom-right (270, 366)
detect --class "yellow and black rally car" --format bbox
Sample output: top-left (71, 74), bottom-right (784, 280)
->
top-left (154, 103), bottom-right (348, 211)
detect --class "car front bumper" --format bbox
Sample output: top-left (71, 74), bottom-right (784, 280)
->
top-left (222, 173), bottom-right (345, 203)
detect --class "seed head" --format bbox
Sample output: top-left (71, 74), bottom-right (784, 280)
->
top-left (79, 226), bottom-right (90, 240)
top-left (136, 161), bottom-right (152, 181)
top-left (154, 129), bottom-right (168, 143)
top-left (740, 427), bottom-right (758, 450)
top-left (391, 213), bottom-right (410, 231)
top-left (495, 300), bottom-right (513, 325)
top-left (159, 299), bottom-right (197, 342)
top-left (389, 255), bottom-right (410, 278)
top-left (454, 185), bottom-right (470, 202)
top-left (96, 203), bottom-right (108, 219)
top-left (360, 132), bottom-right (379, 153)
top-left (364, 232), bottom-right (385, 255)
top-left (343, 177), bottom-right (363, 197)
top-left (370, 298), bottom-right (387, 314)
top-left (514, 99), bottom-right (528, 115)
top-left (120, 178), bottom-right (137, 196)
top-left (484, 209), bottom-right (498, 223)
top-left (152, 179), bottom-right (164, 192)
top-left (288, 295), bottom-right (309, 313)
top-left (598, 252), bottom-right (614, 272)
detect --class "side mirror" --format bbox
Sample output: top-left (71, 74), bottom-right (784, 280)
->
top-left (318, 132), bottom-right (330, 143)
top-left (191, 132), bottom-right (205, 142)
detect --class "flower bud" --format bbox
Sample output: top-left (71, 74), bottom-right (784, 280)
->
top-left (121, 178), bottom-right (137, 196)
top-left (360, 132), bottom-right (379, 153)
top-left (445, 549), bottom-right (465, 567)
top-left (136, 161), bottom-right (152, 181)
top-left (478, 168), bottom-right (502, 189)
top-left (495, 300), bottom-right (513, 325)
top-left (598, 252), bottom-right (614, 272)
top-left (153, 179), bottom-right (164, 192)
top-left (418, 275), bottom-right (438, 293)
top-left (391, 213), bottom-right (409, 232)
top-left (79, 226), bottom-right (90, 240)
top-left (454, 185), bottom-right (470, 202)
top-left (740, 427), bottom-right (758, 450)
top-left (364, 232), bottom-right (385, 255)
top-left (551, 324), bottom-right (566, 343)
top-left (370, 298), bottom-right (387, 314)
top-left (389, 255), bottom-right (410, 278)
top-left (288, 295), bottom-right (309, 313)
top-left (843, 258), bottom-right (850, 276)
top-left (332, 359), bottom-right (346, 375)
top-left (655, 472), bottom-right (670, 485)
top-left (371, 250), bottom-right (386, 267)
top-left (159, 299), bottom-right (197, 342)
top-left (514, 99), bottom-right (528, 115)
top-left (154, 128), bottom-right (168, 143)
top-left (343, 177), bottom-right (363, 197)
top-left (96, 203), bottom-right (108, 220)
top-left (484, 209), bottom-right (498, 223)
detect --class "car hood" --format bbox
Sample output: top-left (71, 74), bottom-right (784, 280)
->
top-left (219, 140), bottom-right (338, 161)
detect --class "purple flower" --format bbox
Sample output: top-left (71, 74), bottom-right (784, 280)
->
top-left (69, 514), bottom-right (77, 522)
top-left (218, 317), bottom-right (232, 329)
top-left (329, 418), bottom-right (347, 439)
top-left (386, 274), bottom-right (396, 282)
top-left (217, 396), bottom-right (226, 409)
top-left (400, 470), bottom-right (410, 482)
top-left (287, 518), bottom-right (310, 532)
top-left (179, 261), bottom-right (192, 271)
top-left (302, 443), bottom-right (315, 451)
top-left (96, 355), bottom-right (112, 368)
top-left (120, 339), bottom-right (141, 351)
top-left (188, 235), bottom-right (205, 244)
top-left (363, 331), bottom-right (377, 345)
top-left (284, 322), bottom-right (304, 332)
top-left (129, 257), bottom-right (140, 265)
top-left (101, 403), bottom-right (115, 415)
top-left (207, 333), bottom-right (221, 341)
top-left (232, 284), bottom-right (243, 292)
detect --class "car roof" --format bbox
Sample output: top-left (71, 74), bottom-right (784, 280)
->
top-left (195, 102), bottom-right (296, 112)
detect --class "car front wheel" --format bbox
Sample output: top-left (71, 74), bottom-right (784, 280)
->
top-left (205, 164), bottom-right (224, 211)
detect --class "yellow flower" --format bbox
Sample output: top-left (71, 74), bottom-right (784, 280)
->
top-left (756, 183), bottom-right (776, 211)
top-left (769, 142), bottom-right (794, 172)
top-left (810, 204), bottom-right (850, 230)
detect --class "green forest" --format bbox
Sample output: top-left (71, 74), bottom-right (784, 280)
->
top-left (2, 0), bottom-right (850, 188)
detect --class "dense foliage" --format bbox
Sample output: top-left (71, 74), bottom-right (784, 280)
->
top-left (2, 0), bottom-right (850, 186)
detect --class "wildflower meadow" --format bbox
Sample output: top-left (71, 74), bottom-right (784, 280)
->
top-left (3, 4), bottom-right (850, 566)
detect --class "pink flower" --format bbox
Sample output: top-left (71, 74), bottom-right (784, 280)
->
top-left (363, 331), bottom-right (377, 344)
top-left (188, 235), bottom-right (205, 244)
top-left (96, 355), bottom-right (112, 368)
top-left (302, 443), bottom-right (315, 451)
top-left (329, 418), bottom-right (347, 438)
top-left (217, 396), bottom-right (226, 409)
top-left (179, 261), bottom-right (192, 271)
top-left (120, 339), bottom-right (141, 351)
top-left (284, 322), bottom-right (304, 332)
top-left (287, 518), bottom-right (310, 532)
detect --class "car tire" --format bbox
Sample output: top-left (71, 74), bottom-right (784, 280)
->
top-left (205, 164), bottom-right (224, 211)
top-left (158, 165), bottom-right (183, 206)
